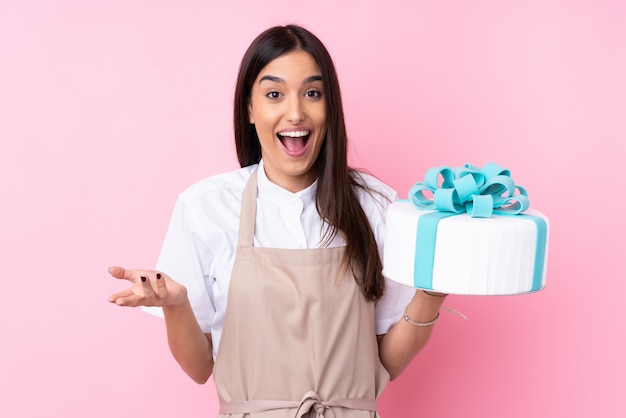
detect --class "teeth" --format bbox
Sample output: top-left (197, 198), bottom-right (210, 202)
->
top-left (278, 130), bottom-right (309, 138)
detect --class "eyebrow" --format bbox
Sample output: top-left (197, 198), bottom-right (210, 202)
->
top-left (258, 75), bottom-right (323, 84)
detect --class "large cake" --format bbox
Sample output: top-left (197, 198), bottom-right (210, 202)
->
top-left (383, 163), bottom-right (549, 295)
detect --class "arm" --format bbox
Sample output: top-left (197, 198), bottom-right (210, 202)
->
top-left (162, 300), bottom-right (214, 384)
top-left (377, 290), bottom-right (447, 380)
top-left (108, 266), bottom-right (214, 384)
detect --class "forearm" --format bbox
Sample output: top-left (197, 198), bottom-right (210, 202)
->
top-left (378, 290), bottom-right (446, 380)
top-left (163, 299), bottom-right (214, 384)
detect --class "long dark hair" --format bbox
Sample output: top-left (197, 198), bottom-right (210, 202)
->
top-left (234, 25), bottom-right (385, 302)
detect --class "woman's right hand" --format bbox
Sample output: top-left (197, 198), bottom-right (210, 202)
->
top-left (107, 266), bottom-right (187, 308)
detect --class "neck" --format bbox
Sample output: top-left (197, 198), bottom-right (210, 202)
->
top-left (262, 167), bottom-right (318, 193)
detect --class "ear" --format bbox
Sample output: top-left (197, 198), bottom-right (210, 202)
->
top-left (247, 100), bottom-right (254, 124)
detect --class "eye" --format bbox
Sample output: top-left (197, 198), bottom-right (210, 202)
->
top-left (305, 89), bottom-right (322, 99)
top-left (265, 90), bottom-right (282, 100)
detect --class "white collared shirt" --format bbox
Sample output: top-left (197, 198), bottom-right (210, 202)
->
top-left (146, 160), bottom-right (414, 359)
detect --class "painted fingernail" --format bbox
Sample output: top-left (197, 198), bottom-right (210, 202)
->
top-left (141, 276), bottom-right (147, 282)
top-left (156, 273), bottom-right (161, 279)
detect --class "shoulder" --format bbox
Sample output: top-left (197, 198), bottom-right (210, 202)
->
top-left (351, 170), bottom-right (399, 215)
top-left (175, 164), bottom-right (258, 224)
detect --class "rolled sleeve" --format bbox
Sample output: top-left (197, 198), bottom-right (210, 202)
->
top-left (375, 279), bottom-right (415, 335)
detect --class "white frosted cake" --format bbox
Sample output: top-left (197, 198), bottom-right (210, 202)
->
top-left (383, 164), bottom-right (550, 295)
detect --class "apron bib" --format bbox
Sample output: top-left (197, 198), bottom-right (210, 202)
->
top-left (213, 170), bottom-right (389, 417)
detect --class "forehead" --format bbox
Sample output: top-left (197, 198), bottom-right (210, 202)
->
top-left (256, 50), bottom-right (322, 83)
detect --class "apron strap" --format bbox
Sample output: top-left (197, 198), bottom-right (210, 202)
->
top-left (237, 169), bottom-right (258, 248)
top-left (219, 391), bottom-right (377, 417)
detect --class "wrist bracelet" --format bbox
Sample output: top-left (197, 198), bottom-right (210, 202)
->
top-left (423, 290), bottom-right (448, 297)
top-left (402, 306), bottom-right (440, 327)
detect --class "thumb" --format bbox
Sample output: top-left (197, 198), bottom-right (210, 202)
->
top-left (108, 266), bottom-right (133, 281)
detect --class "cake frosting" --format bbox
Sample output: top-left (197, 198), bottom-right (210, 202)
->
top-left (382, 163), bottom-right (549, 296)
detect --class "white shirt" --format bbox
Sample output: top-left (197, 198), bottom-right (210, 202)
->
top-left (146, 160), bottom-right (414, 359)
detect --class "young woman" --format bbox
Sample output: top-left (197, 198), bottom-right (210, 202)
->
top-left (108, 24), bottom-right (447, 417)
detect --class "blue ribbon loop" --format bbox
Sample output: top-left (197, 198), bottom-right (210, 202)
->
top-left (408, 163), bottom-right (529, 218)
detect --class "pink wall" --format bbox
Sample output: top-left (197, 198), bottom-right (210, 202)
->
top-left (1, 1), bottom-right (624, 416)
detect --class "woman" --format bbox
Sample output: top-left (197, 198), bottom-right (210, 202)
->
top-left (108, 24), bottom-right (447, 417)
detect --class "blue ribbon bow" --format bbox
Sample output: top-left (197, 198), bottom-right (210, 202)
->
top-left (408, 162), bottom-right (529, 217)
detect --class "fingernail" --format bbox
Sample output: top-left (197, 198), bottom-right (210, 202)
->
top-left (156, 273), bottom-right (161, 279)
top-left (141, 276), bottom-right (147, 282)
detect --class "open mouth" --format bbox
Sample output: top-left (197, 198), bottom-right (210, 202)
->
top-left (277, 130), bottom-right (311, 156)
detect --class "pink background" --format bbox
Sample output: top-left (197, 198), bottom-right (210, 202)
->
top-left (1, 1), bottom-right (624, 417)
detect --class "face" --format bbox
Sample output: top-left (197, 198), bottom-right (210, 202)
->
top-left (248, 50), bottom-right (327, 192)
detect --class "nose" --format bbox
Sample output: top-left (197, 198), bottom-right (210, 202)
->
top-left (286, 96), bottom-right (305, 123)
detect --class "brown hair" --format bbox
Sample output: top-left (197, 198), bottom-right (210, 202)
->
top-left (234, 25), bottom-right (385, 302)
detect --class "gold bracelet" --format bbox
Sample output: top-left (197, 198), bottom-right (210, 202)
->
top-left (402, 306), bottom-right (440, 327)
